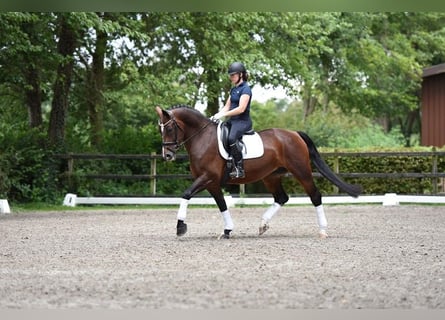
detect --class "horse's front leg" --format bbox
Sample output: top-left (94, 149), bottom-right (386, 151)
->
top-left (175, 174), bottom-right (212, 237)
top-left (175, 173), bottom-right (234, 239)
top-left (208, 187), bottom-right (233, 239)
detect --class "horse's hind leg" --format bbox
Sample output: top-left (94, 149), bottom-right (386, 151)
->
top-left (260, 174), bottom-right (289, 235)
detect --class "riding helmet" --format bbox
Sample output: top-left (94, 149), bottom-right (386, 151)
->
top-left (228, 62), bottom-right (246, 75)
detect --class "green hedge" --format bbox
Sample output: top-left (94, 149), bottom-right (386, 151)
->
top-left (278, 147), bottom-right (445, 196)
top-left (62, 155), bottom-right (192, 197)
top-left (4, 144), bottom-right (443, 203)
top-left (0, 127), bottom-right (62, 203)
top-left (65, 147), bottom-right (445, 198)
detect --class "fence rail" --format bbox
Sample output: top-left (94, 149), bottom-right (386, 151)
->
top-left (55, 150), bottom-right (445, 195)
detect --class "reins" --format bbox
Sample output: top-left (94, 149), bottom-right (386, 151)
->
top-left (177, 120), bottom-right (213, 149)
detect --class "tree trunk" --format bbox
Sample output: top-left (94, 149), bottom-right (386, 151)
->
top-left (204, 68), bottom-right (223, 116)
top-left (48, 14), bottom-right (77, 148)
top-left (401, 108), bottom-right (420, 147)
top-left (376, 115), bottom-right (391, 133)
top-left (24, 65), bottom-right (43, 128)
top-left (87, 24), bottom-right (107, 148)
top-left (302, 83), bottom-right (317, 122)
top-left (20, 18), bottom-right (44, 129)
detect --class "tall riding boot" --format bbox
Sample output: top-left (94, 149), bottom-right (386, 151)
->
top-left (229, 143), bottom-right (245, 179)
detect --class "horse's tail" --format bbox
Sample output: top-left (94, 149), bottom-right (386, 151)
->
top-left (297, 131), bottom-right (363, 198)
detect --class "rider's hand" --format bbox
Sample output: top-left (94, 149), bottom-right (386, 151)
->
top-left (211, 112), bottom-right (225, 120)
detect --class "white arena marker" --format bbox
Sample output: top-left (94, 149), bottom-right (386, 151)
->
top-left (63, 193), bottom-right (77, 207)
top-left (382, 193), bottom-right (400, 206)
top-left (0, 199), bottom-right (11, 214)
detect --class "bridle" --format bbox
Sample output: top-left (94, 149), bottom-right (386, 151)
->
top-left (158, 110), bottom-right (213, 155)
top-left (158, 116), bottom-right (181, 154)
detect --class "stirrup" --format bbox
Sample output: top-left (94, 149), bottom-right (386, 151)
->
top-left (229, 167), bottom-right (245, 179)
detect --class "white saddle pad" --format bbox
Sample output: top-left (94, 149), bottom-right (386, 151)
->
top-left (217, 122), bottom-right (264, 160)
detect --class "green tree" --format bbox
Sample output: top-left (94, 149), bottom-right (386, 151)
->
top-left (0, 13), bottom-right (56, 129)
top-left (333, 13), bottom-right (445, 145)
top-left (2, 12), bottom-right (445, 202)
top-left (48, 13), bottom-right (83, 148)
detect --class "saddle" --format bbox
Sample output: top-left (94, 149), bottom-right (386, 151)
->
top-left (216, 122), bottom-right (264, 160)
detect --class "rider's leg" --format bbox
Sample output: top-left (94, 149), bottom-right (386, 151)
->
top-left (229, 142), bottom-right (244, 178)
top-left (228, 123), bottom-right (246, 179)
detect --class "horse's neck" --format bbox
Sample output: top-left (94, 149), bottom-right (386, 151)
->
top-left (176, 110), bottom-right (207, 134)
top-left (182, 119), bottom-right (216, 155)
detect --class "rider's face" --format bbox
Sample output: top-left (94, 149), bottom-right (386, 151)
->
top-left (229, 73), bottom-right (241, 84)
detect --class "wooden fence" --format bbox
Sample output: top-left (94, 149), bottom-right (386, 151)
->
top-left (56, 150), bottom-right (445, 195)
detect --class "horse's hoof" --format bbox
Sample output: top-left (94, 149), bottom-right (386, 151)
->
top-left (259, 222), bottom-right (269, 235)
top-left (218, 229), bottom-right (232, 239)
top-left (176, 220), bottom-right (187, 236)
top-left (319, 230), bottom-right (328, 239)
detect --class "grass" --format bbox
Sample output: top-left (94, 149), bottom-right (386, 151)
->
top-left (8, 202), bottom-right (183, 213)
top-left (7, 196), bottom-right (445, 213)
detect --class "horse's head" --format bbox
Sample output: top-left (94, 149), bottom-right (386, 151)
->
top-left (156, 105), bottom-right (214, 161)
top-left (155, 106), bottom-right (184, 161)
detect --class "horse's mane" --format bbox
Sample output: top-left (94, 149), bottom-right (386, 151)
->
top-left (168, 104), bottom-right (192, 110)
top-left (167, 105), bottom-right (207, 119)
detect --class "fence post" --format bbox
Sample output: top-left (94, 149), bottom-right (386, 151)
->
top-left (432, 147), bottom-right (438, 195)
top-left (240, 184), bottom-right (245, 196)
top-left (67, 153), bottom-right (74, 188)
top-left (333, 150), bottom-right (339, 194)
top-left (150, 152), bottom-right (157, 195)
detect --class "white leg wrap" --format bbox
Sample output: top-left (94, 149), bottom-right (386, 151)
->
top-left (262, 202), bottom-right (281, 223)
top-left (316, 204), bottom-right (327, 231)
top-left (221, 210), bottom-right (234, 230)
top-left (177, 198), bottom-right (189, 221)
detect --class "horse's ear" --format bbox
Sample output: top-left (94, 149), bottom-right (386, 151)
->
top-left (155, 106), bottom-right (170, 120)
top-left (155, 106), bottom-right (163, 118)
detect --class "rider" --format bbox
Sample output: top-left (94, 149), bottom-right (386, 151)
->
top-left (212, 62), bottom-right (253, 179)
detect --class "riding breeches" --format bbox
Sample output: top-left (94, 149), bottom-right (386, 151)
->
top-left (227, 119), bottom-right (252, 145)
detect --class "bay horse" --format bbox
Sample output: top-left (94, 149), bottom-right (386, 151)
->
top-left (155, 105), bottom-right (362, 239)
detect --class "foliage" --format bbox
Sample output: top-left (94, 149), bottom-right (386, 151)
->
top-left (0, 124), bottom-right (62, 203)
top-left (278, 146), bottom-right (444, 197)
top-left (64, 154), bottom-right (192, 197)
top-left (253, 99), bottom-right (406, 149)
top-left (1, 12), bottom-right (445, 203)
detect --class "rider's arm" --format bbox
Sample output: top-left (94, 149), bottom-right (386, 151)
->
top-left (223, 94), bottom-right (249, 117)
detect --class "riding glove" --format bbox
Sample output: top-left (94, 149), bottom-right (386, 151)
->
top-left (211, 112), bottom-right (225, 121)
